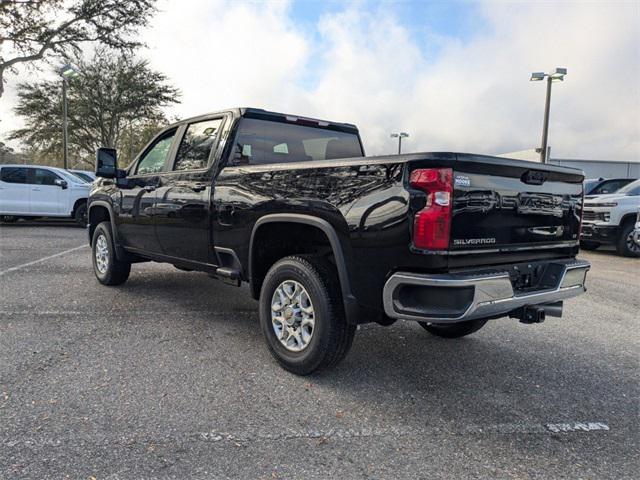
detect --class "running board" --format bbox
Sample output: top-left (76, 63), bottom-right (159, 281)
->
top-left (215, 267), bottom-right (241, 287)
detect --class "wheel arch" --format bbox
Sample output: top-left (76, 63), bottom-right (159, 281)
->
top-left (249, 214), bottom-right (361, 323)
top-left (71, 197), bottom-right (87, 217)
top-left (620, 212), bottom-right (637, 228)
top-left (88, 201), bottom-right (126, 260)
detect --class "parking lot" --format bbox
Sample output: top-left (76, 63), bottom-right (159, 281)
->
top-left (0, 223), bottom-right (638, 479)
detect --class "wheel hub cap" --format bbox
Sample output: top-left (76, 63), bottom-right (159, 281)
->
top-left (271, 280), bottom-right (315, 352)
top-left (95, 234), bottom-right (109, 274)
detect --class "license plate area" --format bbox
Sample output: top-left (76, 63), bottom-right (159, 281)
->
top-left (506, 260), bottom-right (566, 293)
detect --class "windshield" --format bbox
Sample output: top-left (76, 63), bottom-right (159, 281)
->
top-left (616, 179), bottom-right (640, 196)
top-left (584, 179), bottom-right (600, 193)
top-left (232, 118), bottom-right (363, 166)
top-left (56, 169), bottom-right (88, 185)
top-left (71, 171), bottom-right (94, 182)
top-left (69, 172), bottom-right (90, 183)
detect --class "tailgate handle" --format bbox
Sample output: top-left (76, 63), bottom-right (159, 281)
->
top-left (521, 170), bottom-right (548, 185)
top-left (529, 226), bottom-right (564, 236)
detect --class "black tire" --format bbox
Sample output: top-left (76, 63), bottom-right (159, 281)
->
top-left (418, 319), bottom-right (488, 338)
top-left (91, 221), bottom-right (131, 285)
top-left (580, 240), bottom-right (600, 251)
top-left (616, 222), bottom-right (640, 258)
top-left (74, 202), bottom-right (88, 226)
top-left (1, 215), bottom-right (18, 223)
top-left (259, 255), bottom-right (356, 375)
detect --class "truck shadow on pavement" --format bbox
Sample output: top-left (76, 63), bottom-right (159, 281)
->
top-left (112, 268), bottom-right (630, 437)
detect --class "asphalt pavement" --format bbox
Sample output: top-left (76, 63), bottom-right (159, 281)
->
top-left (0, 222), bottom-right (638, 479)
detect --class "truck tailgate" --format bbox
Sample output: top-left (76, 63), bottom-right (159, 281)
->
top-left (449, 154), bottom-right (584, 252)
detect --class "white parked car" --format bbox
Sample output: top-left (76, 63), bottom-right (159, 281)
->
top-left (0, 164), bottom-right (91, 225)
top-left (633, 211), bottom-right (640, 248)
top-left (581, 179), bottom-right (640, 257)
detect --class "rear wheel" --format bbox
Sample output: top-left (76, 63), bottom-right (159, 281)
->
top-left (418, 319), bottom-right (488, 338)
top-left (259, 255), bottom-right (356, 375)
top-left (0, 215), bottom-right (18, 223)
top-left (580, 240), bottom-right (600, 251)
top-left (92, 221), bottom-right (131, 285)
top-left (617, 222), bottom-right (640, 258)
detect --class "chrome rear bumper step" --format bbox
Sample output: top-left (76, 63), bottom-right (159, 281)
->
top-left (383, 259), bottom-right (590, 324)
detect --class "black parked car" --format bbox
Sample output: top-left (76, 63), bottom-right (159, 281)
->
top-left (88, 108), bottom-right (590, 374)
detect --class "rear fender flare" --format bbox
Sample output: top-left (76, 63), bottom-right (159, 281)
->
top-left (249, 213), bottom-right (360, 323)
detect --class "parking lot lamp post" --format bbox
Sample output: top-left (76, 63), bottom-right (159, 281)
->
top-left (59, 64), bottom-right (80, 169)
top-left (530, 68), bottom-right (567, 163)
top-left (390, 132), bottom-right (409, 154)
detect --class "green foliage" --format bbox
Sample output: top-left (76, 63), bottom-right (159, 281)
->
top-left (0, 0), bottom-right (156, 97)
top-left (10, 49), bottom-right (180, 167)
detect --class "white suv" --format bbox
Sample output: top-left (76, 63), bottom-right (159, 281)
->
top-left (0, 164), bottom-right (91, 225)
top-left (581, 179), bottom-right (640, 257)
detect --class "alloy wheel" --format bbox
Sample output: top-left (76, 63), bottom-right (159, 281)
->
top-left (271, 280), bottom-right (315, 352)
top-left (95, 234), bottom-right (109, 274)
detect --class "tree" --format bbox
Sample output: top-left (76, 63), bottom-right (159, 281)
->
top-left (0, 0), bottom-right (155, 98)
top-left (10, 48), bottom-right (180, 168)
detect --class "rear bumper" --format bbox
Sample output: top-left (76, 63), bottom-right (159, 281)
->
top-left (383, 259), bottom-right (590, 324)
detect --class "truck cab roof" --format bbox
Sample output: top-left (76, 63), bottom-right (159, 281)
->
top-left (171, 107), bottom-right (360, 134)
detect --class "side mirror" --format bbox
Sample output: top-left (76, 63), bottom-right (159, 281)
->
top-left (54, 179), bottom-right (68, 189)
top-left (96, 147), bottom-right (118, 178)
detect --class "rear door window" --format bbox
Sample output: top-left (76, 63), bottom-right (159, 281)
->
top-left (231, 118), bottom-right (363, 166)
top-left (173, 118), bottom-right (223, 171)
top-left (0, 167), bottom-right (28, 184)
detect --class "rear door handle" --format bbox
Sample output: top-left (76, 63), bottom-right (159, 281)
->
top-left (143, 185), bottom-right (156, 193)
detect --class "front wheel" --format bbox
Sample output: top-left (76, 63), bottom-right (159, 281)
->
top-left (418, 319), bottom-right (488, 338)
top-left (259, 255), bottom-right (356, 375)
top-left (1, 215), bottom-right (18, 223)
top-left (92, 221), bottom-right (131, 285)
top-left (617, 222), bottom-right (640, 257)
top-left (74, 202), bottom-right (88, 226)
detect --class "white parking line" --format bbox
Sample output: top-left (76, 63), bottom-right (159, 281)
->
top-left (0, 245), bottom-right (87, 276)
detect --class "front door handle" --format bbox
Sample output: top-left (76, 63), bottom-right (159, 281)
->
top-left (190, 183), bottom-right (207, 192)
top-left (143, 185), bottom-right (156, 193)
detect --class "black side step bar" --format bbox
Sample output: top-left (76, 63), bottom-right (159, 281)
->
top-left (215, 267), bottom-right (241, 287)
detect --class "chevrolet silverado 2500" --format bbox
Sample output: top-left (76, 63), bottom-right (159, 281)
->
top-left (88, 108), bottom-right (590, 374)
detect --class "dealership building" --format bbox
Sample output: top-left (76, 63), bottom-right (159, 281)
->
top-left (499, 149), bottom-right (639, 179)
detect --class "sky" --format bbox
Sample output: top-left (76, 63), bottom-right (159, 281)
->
top-left (1, 0), bottom-right (639, 160)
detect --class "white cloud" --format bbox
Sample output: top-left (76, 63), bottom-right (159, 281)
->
top-left (2, 0), bottom-right (639, 161)
top-left (143, 0), bottom-right (310, 118)
top-left (303, 1), bottom-right (640, 160)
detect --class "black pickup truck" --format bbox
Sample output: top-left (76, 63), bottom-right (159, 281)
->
top-left (88, 108), bottom-right (590, 374)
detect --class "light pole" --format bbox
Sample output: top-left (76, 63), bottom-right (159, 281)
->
top-left (530, 67), bottom-right (566, 163)
top-left (58, 64), bottom-right (80, 169)
top-left (390, 132), bottom-right (409, 154)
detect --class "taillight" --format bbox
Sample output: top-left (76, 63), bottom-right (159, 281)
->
top-left (410, 168), bottom-right (453, 250)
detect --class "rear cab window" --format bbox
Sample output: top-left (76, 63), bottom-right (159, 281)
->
top-left (231, 117), bottom-right (363, 166)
